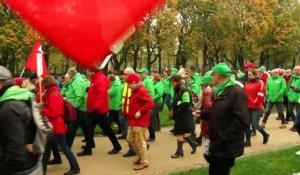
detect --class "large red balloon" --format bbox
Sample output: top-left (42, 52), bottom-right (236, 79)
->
top-left (3, 0), bottom-right (163, 68)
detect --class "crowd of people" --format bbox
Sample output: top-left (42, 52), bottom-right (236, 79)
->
top-left (0, 62), bottom-right (299, 175)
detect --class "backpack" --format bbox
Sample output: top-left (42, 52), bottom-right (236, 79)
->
top-left (51, 91), bottom-right (77, 123)
top-left (26, 100), bottom-right (53, 155)
top-left (63, 98), bottom-right (77, 123)
top-left (179, 86), bottom-right (200, 111)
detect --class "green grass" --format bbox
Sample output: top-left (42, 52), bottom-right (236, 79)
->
top-left (171, 146), bottom-right (300, 175)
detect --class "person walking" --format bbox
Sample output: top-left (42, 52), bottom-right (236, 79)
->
top-left (126, 74), bottom-right (154, 170)
top-left (0, 66), bottom-right (42, 175)
top-left (169, 75), bottom-right (199, 158)
top-left (152, 73), bottom-right (164, 131)
top-left (41, 75), bottom-right (80, 175)
top-left (244, 69), bottom-right (269, 147)
top-left (207, 63), bottom-right (250, 175)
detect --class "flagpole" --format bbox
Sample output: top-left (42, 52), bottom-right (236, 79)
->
top-left (39, 76), bottom-right (43, 103)
top-left (19, 67), bottom-right (25, 78)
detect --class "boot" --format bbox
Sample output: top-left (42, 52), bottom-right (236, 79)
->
top-left (171, 140), bottom-right (184, 158)
top-left (263, 133), bottom-right (270, 144)
top-left (185, 137), bottom-right (199, 154)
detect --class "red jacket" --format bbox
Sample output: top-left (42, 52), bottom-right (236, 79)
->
top-left (244, 78), bottom-right (266, 109)
top-left (260, 73), bottom-right (269, 86)
top-left (87, 71), bottom-right (109, 114)
top-left (128, 84), bottom-right (154, 127)
top-left (41, 85), bottom-right (67, 135)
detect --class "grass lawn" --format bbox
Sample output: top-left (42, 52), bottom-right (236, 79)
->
top-left (172, 146), bottom-right (300, 175)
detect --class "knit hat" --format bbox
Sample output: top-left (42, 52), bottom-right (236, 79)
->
top-left (0, 66), bottom-right (12, 82)
top-left (201, 75), bottom-right (212, 85)
top-left (137, 67), bottom-right (149, 74)
top-left (126, 74), bottom-right (141, 84)
top-left (244, 63), bottom-right (255, 69)
top-left (212, 63), bottom-right (232, 77)
top-left (170, 68), bottom-right (178, 75)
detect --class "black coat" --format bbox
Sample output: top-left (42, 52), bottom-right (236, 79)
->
top-left (172, 85), bottom-right (194, 135)
top-left (209, 85), bottom-right (250, 158)
top-left (0, 100), bottom-right (39, 175)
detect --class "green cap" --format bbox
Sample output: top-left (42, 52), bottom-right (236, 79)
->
top-left (137, 67), bottom-right (149, 74)
top-left (212, 63), bottom-right (232, 77)
top-left (170, 68), bottom-right (178, 75)
top-left (201, 75), bottom-right (212, 85)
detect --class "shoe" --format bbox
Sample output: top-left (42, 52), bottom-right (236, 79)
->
top-left (63, 169), bottom-right (80, 175)
top-left (81, 139), bottom-right (86, 142)
top-left (77, 150), bottom-right (92, 156)
top-left (134, 159), bottom-right (141, 165)
top-left (244, 141), bottom-right (251, 147)
top-left (133, 164), bottom-right (149, 170)
top-left (261, 122), bottom-right (266, 128)
top-left (123, 151), bottom-right (136, 157)
top-left (147, 144), bottom-right (150, 150)
top-left (291, 128), bottom-right (298, 132)
top-left (146, 138), bottom-right (155, 142)
top-left (263, 134), bottom-right (269, 144)
top-left (251, 131), bottom-right (256, 137)
top-left (47, 159), bottom-right (62, 165)
top-left (81, 144), bottom-right (95, 149)
top-left (117, 135), bottom-right (126, 139)
top-left (195, 136), bottom-right (202, 146)
top-left (108, 147), bottom-right (122, 155)
top-left (279, 124), bottom-right (286, 129)
top-left (276, 117), bottom-right (281, 120)
top-left (295, 150), bottom-right (300, 156)
top-left (171, 153), bottom-right (184, 158)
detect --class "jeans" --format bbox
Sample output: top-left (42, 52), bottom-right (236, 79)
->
top-left (163, 93), bottom-right (172, 110)
top-left (119, 111), bottom-right (128, 137)
top-left (262, 102), bottom-right (285, 124)
top-left (246, 109), bottom-right (267, 140)
top-left (43, 135), bottom-right (80, 173)
top-left (85, 112), bottom-right (121, 151)
top-left (148, 110), bottom-right (156, 139)
top-left (66, 109), bottom-right (88, 148)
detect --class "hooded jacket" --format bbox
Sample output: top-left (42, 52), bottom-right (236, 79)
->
top-left (0, 86), bottom-right (39, 174)
top-left (244, 78), bottom-right (266, 109)
top-left (287, 75), bottom-right (300, 103)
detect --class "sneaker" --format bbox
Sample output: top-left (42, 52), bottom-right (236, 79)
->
top-left (295, 150), bottom-right (300, 156)
top-left (63, 169), bottom-right (80, 175)
top-left (244, 141), bottom-right (251, 147)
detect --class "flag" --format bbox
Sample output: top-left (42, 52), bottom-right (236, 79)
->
top-left (25, 40), bottom-right (48, 76)
top-left (2, 0), bottom-right (164, 68)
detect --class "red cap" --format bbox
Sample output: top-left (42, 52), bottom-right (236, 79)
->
top-left (126, 74), bottom-right (140, 84)
top-left (13, 77), bottom-right (24, 86)
top-left (244, 63), bottom-right (255, 69)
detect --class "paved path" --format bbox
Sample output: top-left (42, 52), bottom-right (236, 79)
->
top-left (47, 114), bottom-right (300, 175)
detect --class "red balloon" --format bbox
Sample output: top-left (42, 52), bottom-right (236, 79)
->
top-left (3, 0), bottom-right (163, 68)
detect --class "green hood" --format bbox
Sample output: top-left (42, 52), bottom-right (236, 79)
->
top-left (0, 86), bottom-right (34, 102)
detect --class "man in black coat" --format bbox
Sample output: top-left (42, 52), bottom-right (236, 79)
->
top-left (207, 63), bottom-right (250, 175)
top-left (0, 65), bottom-right (41, 175)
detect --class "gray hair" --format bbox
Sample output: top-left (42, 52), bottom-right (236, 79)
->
top-left (124, 67), bottom-right (135, 74)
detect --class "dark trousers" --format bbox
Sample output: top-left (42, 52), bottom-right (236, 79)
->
top-left (207, 155), bottom-right (235, 175)
top-left (119, 112), bottom-right (128, 137)
top-left (246, 109), bottom-right (267, 141)
top-left (148, 110), bottom-right (156, 139)
top-left (287, 102), bottom-right (299, 123)
top-left (66, 110), bottom-right (88, 148)
top-left (107, 110), bottom-right (122, 133)
top-left (262, 102), bottom-right (285, 124)
top-left (283, 96), bottom-right (289, 118)
top-left (50, 142), bottom-right (61, 160)
top-left (163, 93), bottom-right (172, 110)
top-left (85, 112), bottom-right (121, 151)
top-left (43, 135), bottom-right (79, 173)
top-left (151, 103), bottom-right (163, 131)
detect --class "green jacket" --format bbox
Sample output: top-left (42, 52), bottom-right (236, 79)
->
top-left (118, 80), bottom-right (125, 109)
top-left (142, 76), bottom-right (154, 98)
top-left (162, 77), bottom-right (172, 94)
top-left (266, 76), bottom-right (286, 102)
top-left (287, 75), bottom-right (300, 103)
top-left (191, 72), bottom-right (202, 86)
top-left (65, 73), bottom-right (89, 111)
top-left (109, 79), bottom-right (121, 110)
top-left (153, 81), bottom-right (164, 104)
top-left (0, 86), bottom-right (34, 102)
top-left (189, 79), bottom-right (201, 94)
